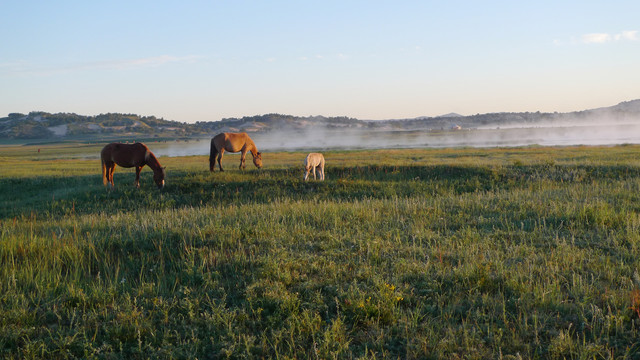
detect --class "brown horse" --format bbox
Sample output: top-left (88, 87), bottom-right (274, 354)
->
top-left (209, 132), bottom-right (262, 171)
top-left (101, 142), bottom-right (166, 189)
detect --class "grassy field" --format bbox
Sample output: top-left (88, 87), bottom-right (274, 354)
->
top-left (2, 142), bottom-right (640, 359)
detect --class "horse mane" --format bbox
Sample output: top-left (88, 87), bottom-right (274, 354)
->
top-left (144, 149), bottom-right (162, 171)
top-left (245, 135), bottom-right (260, 157)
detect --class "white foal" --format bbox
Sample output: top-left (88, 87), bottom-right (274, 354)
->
top-left (304, 153), bottom-right (325, 181)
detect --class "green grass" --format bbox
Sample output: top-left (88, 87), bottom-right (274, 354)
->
top-left (2, 143), bottom-right (640, 358)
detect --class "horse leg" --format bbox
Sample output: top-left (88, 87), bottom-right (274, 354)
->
top-left (240, 149), bottom-right (246, 170)
top-left (135, 166), bottom-right (142, 188)
top-left (102, 160), bottom-right (115, 187)
top-left (304, 168), bottom-right (310, 181)
top-left (218, 149), bottom-right (225, 172)
top-left (313, 165), bottom-right (317, 180)
top-left (209, 142), bottom-right (219, 172)
top-left (102, 160), bottom-right (107, 186)
top-left (320, 164), bottom-right (324, 181)
top-left (107, 164), bottom-right (116, 188)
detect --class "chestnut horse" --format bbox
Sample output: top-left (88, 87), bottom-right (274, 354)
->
top-left (209, 132), bottom-right (262, 171)
top-left (101, 142), bottom-right (166, 189)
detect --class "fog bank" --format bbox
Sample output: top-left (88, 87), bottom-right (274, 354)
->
top-left (152, 123), bottom-right (640, 157)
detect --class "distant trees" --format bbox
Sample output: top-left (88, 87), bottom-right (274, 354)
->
top-left (9, 122), bottom-right (52, 139)
top-left (2, 100), bottom-right (639, 140)
top-left (0, 111), bottom-right (199, 140)
top-left (8, 113), bottom-right (25, 119)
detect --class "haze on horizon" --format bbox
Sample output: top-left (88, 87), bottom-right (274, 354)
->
top-left (1, 1), bottom-right (639, 123)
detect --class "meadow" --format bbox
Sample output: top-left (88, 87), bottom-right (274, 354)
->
top-left (2, 142), bottom-right (640, 359)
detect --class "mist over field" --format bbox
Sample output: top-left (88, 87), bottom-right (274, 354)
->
top-left (5, 100), bottom-right (640, 156)
top-left (147, 101), bottom-right (640, 157)
top-left (153, 122), bottom-right (640, 158)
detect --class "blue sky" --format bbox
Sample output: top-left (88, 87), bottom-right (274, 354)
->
top-left (1, 1), bottom-right (639, 122)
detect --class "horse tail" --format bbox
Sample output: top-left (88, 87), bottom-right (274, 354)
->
top-left (209, 138), bottom-right (218, 171)
top-left (101, 158), bottom-right (107, 186)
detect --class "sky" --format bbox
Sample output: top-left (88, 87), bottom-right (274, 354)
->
top-left (1, 1), bottom-right (639, 123)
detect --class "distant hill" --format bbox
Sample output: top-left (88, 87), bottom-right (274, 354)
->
top-left (0, 112), bottom-right (363, 140)
top-left (0, 112), bottom-right (199, 140)
top-left (436, 113), bottom-right (464, 118)
top-left (2, 100), bottom-right (640, 140)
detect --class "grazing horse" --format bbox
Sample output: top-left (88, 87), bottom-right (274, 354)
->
top-left (209, 132), bottom-right (262, 172)
top-left (101, 142), bottom-right (166, 189)
top-left (304, 153), bottom-right (325, 181)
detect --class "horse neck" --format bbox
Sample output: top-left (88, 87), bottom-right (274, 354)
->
top-left (246, 139), bottom-right (259, 157)
top-left (145, 152), bottom-right (162, 172)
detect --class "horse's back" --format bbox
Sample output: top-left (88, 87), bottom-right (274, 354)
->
top-left (214, 132), bottom-right (252, 152)
top-left (101, 142), bottom-right (149, 167)
top-left (305, 153), bottom-right (324, 167)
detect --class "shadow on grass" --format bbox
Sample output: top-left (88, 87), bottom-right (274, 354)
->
top-left (3, 164), bottom-right (640, 219)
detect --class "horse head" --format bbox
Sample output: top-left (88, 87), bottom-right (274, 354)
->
top-left (153, 167), bottom-right (166, 189)
top-left (253, 152), bottom-right (263, 169)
